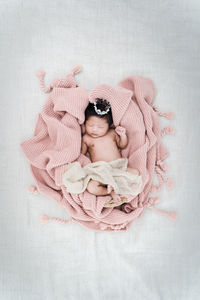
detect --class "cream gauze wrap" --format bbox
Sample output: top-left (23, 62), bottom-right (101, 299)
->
top-left (62, 158), bottom-right (143, 197)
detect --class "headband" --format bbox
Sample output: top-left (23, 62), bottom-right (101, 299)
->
top-left (93, 99), bottom-right (111, 115)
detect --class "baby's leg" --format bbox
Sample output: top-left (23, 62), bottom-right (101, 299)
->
top-left (86, 179), bottom-right (109, 196)
top-left (87, 181), bottom-right (122, 205)
top-left (126, 167), bottom-right (140, 176)
top-left (106, 184), bottom-right (122, 203)
top-left (107, 184), bottom-right (113, 193)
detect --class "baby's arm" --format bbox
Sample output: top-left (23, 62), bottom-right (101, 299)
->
top-left (81, 135), bottom-right (88, 155)
top-left (114, 126), bottom-right (128, 149)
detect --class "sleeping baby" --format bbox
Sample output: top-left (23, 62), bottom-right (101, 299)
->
top-left (81, 99), bottom-right (142, 204)
top-left (62, 98), bottom-right (142, 207)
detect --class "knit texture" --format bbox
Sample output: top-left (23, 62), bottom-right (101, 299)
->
top-left (20, 66), bottom-right (177, 232)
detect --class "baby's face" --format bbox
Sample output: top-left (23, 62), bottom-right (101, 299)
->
top-left (85, 116), bottom-right (109, 138)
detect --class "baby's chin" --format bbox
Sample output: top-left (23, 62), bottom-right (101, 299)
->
top-left (89, 133), bottom-right (106, 138)
top-left (90, 134), bottom-right (101, 138)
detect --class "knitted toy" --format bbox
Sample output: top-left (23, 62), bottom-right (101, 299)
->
top-left (20, 65), bottom-right (177, 232)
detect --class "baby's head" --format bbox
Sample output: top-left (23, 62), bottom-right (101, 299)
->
top-left (84, 98), bottom-right (113, 138)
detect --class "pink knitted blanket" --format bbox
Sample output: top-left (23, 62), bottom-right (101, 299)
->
top-left (20, 65), bottom-right (177, 232)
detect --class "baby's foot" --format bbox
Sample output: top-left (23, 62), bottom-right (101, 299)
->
top-left (104, 191), bottom-right (123, 207)
top-left (110, 190), bottom-right (121, 203)
top-left (107, 184), bottom-right (113, 194)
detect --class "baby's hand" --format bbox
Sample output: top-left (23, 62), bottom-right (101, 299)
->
top-left (115, 126), bottom-right (126, 136)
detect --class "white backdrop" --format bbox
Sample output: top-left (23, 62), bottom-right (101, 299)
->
top-left (0, 1), bottom-right (200, 299)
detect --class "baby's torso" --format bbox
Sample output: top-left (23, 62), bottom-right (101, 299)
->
top-left (84, 129), bottom-right (121, 162)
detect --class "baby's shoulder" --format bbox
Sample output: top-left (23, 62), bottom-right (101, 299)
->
top-left (82, 133), bottom-right (90, 144)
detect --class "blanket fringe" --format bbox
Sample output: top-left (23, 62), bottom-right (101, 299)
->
top-left (40, 215), bottom-right (74, 225)
top-left (35, 70), bottom-right (52, 93)
top-left (155, 166), bottom-right (174, 188)
top-left (151, 161), bottom-right (174, 193)
top-left (161, 126), bottom-right (175, 137)
top-left (147, 197), bottom-right (178, 220)
top-left (152, 105), bottom-right (174, 119)
top-left (70, 65), bottom-right (82, 75)
top-left (149, 206), bottom-right (177, 220)
top-left (150, 105), bottom-right (175, 192)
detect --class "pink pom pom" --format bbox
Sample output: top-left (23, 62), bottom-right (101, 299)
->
top-left (148, 196), bottom-right (160, 206)
top-left (167, 126), bottom-right (175, 134)
top-left (159, 162), bottom-right (168, 172)
top-left (166, 112), bottom-right (174, 119)
top-left (40, 215), bottom-right (49, 224)
top-left (35, 69), bottom-right (45, 78)
top-left (169, 126), bottom-right (175, 133)
top-left (166, 178), bottom-right (174, 189)
top-left (153, 197), bottom-right (160, 204)
top-left (169, 212), bottom-right (178, 220)
top-left (162, 163), bottom-right (168, 172)
top-left (71, 65), bottom-right (82, 75)
top-left (150, 185), bottom-right (157, 193)
top-left (27, 185), bottom-right (38, 194)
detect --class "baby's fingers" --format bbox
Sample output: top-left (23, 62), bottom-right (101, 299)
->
top-left (115, 126), bottom-right (126, 135)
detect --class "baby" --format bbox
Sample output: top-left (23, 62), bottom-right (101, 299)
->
top-left (81, 98), bottom-right (140, 203)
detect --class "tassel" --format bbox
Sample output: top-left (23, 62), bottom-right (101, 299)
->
top-left (149, 206), bottom-right (178, 220)
top-left (151, 159), bottom-right (173, 193)
top-left (146, 197), bottom-right (178, 220)
top-left (156, 160), bottom-right (168, 172)
top-left (27, 185), bottom-right (39, 195)
top-left (35, 69), bottom-right (52, 93)
top-left (157, 169), bottom-right (174, 189)
top-left (150, 166), bottom-right (165, 192)
top-left (150, 184), bottom-right (158, 193)
top-left (40, 215), bottom-right (49, 224)
top-left (71, 65), bottom-right (82, 75)
top-left (155, 165), bottom-right (174, 190)
top-left (40, 215), bottom-right (74, 225)
top-left (165, 112), bottom-right (174, 119)
top-left (161, 126), bottom-right (175, 137)
top-left (148, 196), bottom-right (160, 205)
top-left (166, 178), bottom-right (174, 189)
top-left (35, 69), bottom-right (45, 78)
top-left (152, 106), bottom-right (174, 119)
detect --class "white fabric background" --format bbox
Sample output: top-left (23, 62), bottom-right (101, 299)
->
top-left (0, 0), bottom-right (200, 299)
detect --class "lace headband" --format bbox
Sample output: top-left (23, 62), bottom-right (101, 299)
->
top-left (93, 99), bottom-right (111, 115)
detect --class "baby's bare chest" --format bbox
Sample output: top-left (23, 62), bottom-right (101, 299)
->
top-left (88, 136), bottom-right (117, 152)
